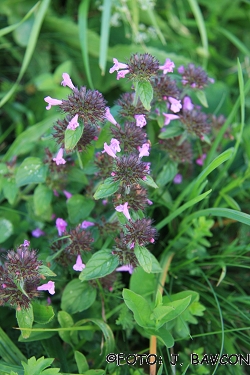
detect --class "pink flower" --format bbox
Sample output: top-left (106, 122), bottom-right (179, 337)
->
top-left (168, 97), bottom-right (182, 113)
top-left (116, 264), bottom-right (134, 274)
top-left (196, 153), bottom-right (207, 166)
top-left (117, 70), bottom-right (130, 80)
top-left (56, 218), bottom-right (67, 236)
top-left (53, 189), bottom-right (59, 197)
top-left (81, 221), bottom-right (95, 229)
top-left (53, 148), bottom-right (66, 165)
top-left (183, 96), bottom-right (194, 111)
top-left (102, 138), bottom-right (121, 158)
top-left (44, 96), bottom-right (62, 110)
top-left (178, 66), bottom-right (185, 74)
top-left (32, 228), bottom-right (45, 238)
top-left (37, 281), bottom-right (55, 295)
top-left (159, 58), bottom-right (175, 74)
top-left (73, 255), bottom-right (85, 272)
top-left (105, 107), bottom-right (117, 125)
top-left (61, 73), bottom-right (75, 90)
top-left (22, 240), bottom-right (30, 247)
top-left (63, 190), bottom-right (72, 200)
top-left (162, 113), bottom-right (179, 125)
top-left (115, 202), bottom-right (131, 220)
top-left (147, 199), bottom-right (153, 205)
top-left (67, 114), bottom-right (79, 130)
top-left (134, 114), bottom-right (147, 128)
top-left (138, 143), bottom-right (150, 158)
top-left (109, 58), bottom-right (129, 74)
top-left (102, 199), bottom-right (108, 205)
top-left (173, 173), bottom-right (182, 184)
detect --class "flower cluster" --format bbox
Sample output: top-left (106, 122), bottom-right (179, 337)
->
top-left (0, 241), bottom-right (55, 309)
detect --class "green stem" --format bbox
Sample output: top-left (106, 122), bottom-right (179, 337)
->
top-left (76, 150), bottom-right (83, 169)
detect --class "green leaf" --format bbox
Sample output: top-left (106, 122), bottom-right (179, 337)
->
top-left (3, 176), bottom-right (18, 205)
top-left (153, 296), bottom-right (192, 328)
top-left (99, 0), bottom-right (112, 75)
top-left (156, 161), bottom-right (178, 187)
top-left (158, 123), bottom-right (183, 139)
top-left (39, 265), bottom-right (57, 277)
top-left (74, 351), bottom-right (89, 373)
top-left (141, 175), bottom-right (158, 189)
top-left (130, 267), bottom-right (156, 296)
top-left (222, 194), bottom-right (241, 211)
top-left (0, 218), bottom-right (13, 243)
top-left (195, 89), bottom-right (208, 107)
top-left (149, 329), bottom-right (174, 348)
top-left (21, 356), bottom-right (60, 375)
top-left (137, 81), bottom-right (153, 110)
top-left (32, 303), bottom-right (55, 325)
top-left (0, 327), bottom-right (27, 364)
top-left (93, 177), bottom-right (120, 199)
top-left (123, 289), bottom-right (155, 328)
top-left (57, 311), bottom-right (75, 344)
top-left (134, 245), bottom-right (162, 273)
top-left (79, 250), bottom-right (119, 281)
top-left (64, 125), bottom-right (84, 151)
top-left (67, 194), bottom-right (95, 224)
top-left (61, 279), bottom-right (96, 314)
top-left (15, 157), bottom-right (48, 187)
top-left (16, 305), bottom-right (34, 339)
top-left (33, 185), bottom-right (53, 216)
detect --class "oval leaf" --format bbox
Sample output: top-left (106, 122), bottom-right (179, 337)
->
top-left (79, 250), bottom-right (119, 281)
top-left (16, 305), bottom-right (34, 339)
top-left (93, 178), bottom-right (120, 200)
top-left (137, 81), bottom-right (153, 110)
top-left (65, 125), bottom-right (84, 151)
top-left (61, 279), bottom-right (97, 314)
top-left (15, 157), bottom-right (48, 187)
top-left (0, 218), bottom-right (13, 243)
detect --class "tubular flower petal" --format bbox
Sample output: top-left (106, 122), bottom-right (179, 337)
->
top-left (61, 73), bottom-right (75, 90)
top-left (159, 58), bottom-right (175, 74)
top-left (81, 221), bottom-right (95, 229)
top-left (109, 58), bottom-right (129, 73)
top-left (196, 153), bottom-right (207, 166)
top-left (117, 69), bottom-right (130, 80)
top-left (168, 97), bottom-right (182, 113)
top-left (73, 255), bottom-right (85, 272)
top-left (56, 218), bottom-right (67, 236)
top-left (102, 138), bottom-right (121, 158)
top-left (44, 96), bottom-right (62, 110)
top-left (183, 96), bottom-right (194, 111)
top-left (53, 148), bottom-right (66, 165)
top-left (32, 228), bottom-right (45, 237)
top-left (162, 113), bottom-right (180, 125)
top-left (105, 107), bottom-right (117, 124)
top-left (134, 114), bottom-right (147, 128)
top-left (138, 143), bottom-right (150, 158)
top-left (67, 114), bottom-right (79, 130)
top-left (116, 265), bottom-right (134, 274)
top-left (115, 202), bottom-right (131, 220)
top-left (173, 173), bottom-right (183, 184)
top-left (37, 281), bottom-right (55, 295)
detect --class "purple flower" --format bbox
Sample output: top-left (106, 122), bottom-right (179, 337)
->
top-left (116, 264), bottom-right (134, 274)
top-left (44, 96), bottom-right (62, 110)
top-left (173, 173), bottom-right (182, 184)
top-left (102, 138), bottom-right (121, 158)
top-left (53, 148), bottom-right (66, 165)
top-left (178, 66), bottom-right (185, 74)
top-left (61, 73), bottom-right (75, 90)
top-left (67, 114), bottom-right (79, 130)
top-left (115, 202), bottom-right (131, 220)
top-left (73, 254), bottom-right (85, 272)
top-left (138, 143), bottom-right (150, 158)
top-left (105, 107), bottom-right (117, 125)
top-left (37, 281), bottom-right (55, 295)
top-left (109, 58), bottom-right (129, 74)
top-left (56, 218), bottom-right (67, 236)
top-left (32, 228), bottom-right (45, 238)
top-left (196, 153), bottom-right (207, 166)
top-left (159, 58), bottom-right (175, 74)
top-left (162, 113), bottom-right (180, 125)
top-left (183, 96), bottom-right (194, 111)
top-left (81, 221), bottom-right (95, 229)
top-left (22, 240), bottom-right (30, 247)
top-left (63, 190), bottom-right (72, 200)
top-left (147, 199), bottom-right (153, 205)
top-left (168, 97), bottom-right (182, 113)
top-left (117, 69), bottom-right (130, 80)
top-left (134, 114), bottom-right (147, 128)
top-left (53, 189), bottom-right (59, 197)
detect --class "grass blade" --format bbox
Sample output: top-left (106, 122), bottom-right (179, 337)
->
top-left (156, 189), bottom-right (212, 230)
top-left (78, 0), bottom-right (94, 89)
top-left (0, 0), bottom-right (50, 108)
top-left (99, 0), bottom-right (112, 75)
top-left (0, 327), bottom-right (26, 365)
